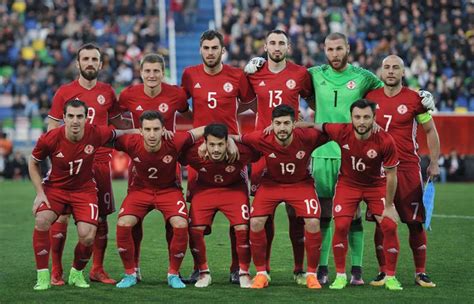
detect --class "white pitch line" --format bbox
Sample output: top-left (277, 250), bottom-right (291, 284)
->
top-left (432, 214), bottom-right (474, 220)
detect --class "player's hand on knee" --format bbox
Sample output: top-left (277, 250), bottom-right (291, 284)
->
top-left (32, 191), bottom-right (50, 215)
top-left (244, 57), bottom-right (266, 74)
top-left (382, 204), bottom-right (400, 223)
top-left (419, 90), bottom-right (435, 111)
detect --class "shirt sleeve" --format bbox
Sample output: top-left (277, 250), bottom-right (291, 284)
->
top-left (117, 88), bottom-right (130, 113)
top-left (176, 87), bottom-right (190, 113)
top-left (181, 69), bottom-right (192, 99)
top-left (322, 123), bottom-right (343, 141)
top-left (241, 131), bottom-right (262, 148)
top-left (113, 135), bottom-right (129, 152)
top-left (31, 134), bottom-right (50, 162)
top-left (304, 128), bottom-right (329, 148)
top-left (238, 71), bottom-right (256, 104)
top-left (299, 70), bottom-right (314, 99)
top-left (97, 125), bottom-right (117, 146)
top-left (238, 143), bottom-right (261, 163)
top-left (382, 133), bottom-right (399, 168)
top-left (174, 131), bottom-right (195, 151)
top-left (48, 89), bottom-right (65, 121)
top-left (416, 112), bottom-right (432, 124)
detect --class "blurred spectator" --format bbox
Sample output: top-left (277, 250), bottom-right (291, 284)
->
top-left (438, 155), bottom-right (447, 183)
top-left (446, 149), bottom-right (465, 181)
top-left (0, 132), bottom-right (13, 178)
top-left (4, 151), bottom-right (28, 180)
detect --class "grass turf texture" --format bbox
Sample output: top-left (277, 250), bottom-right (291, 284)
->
top-left (1, 181), bottom-right (473, 303)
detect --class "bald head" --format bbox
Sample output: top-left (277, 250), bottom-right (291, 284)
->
top-left (381, 55), bottom-right (405, 87)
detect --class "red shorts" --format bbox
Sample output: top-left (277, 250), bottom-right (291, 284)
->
top-left (118, 187), bottom-right (188, 221)
top-left (251, 180), bottom-right (321, 219)
top-left (190, 185), bottom-right (249, 227)
top-left (93, 161), bottom-right (115, 216)
top-left (394, 168), bottom-right (424, 223)
top-left (37, 186), bottom-right (99, 226)
top-left (334, 183), bottom-right (385, 218)
top-left (250, 157), bottom-right (266, 196)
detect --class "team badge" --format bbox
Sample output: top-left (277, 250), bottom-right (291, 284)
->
top-left (367, 149), bottom-right (378, 159)
top-left (397, 104), bottom-right (408, 114)
top-left (335, 204), bottom-right (342, 213)
top-left (225, 165), bottom-right (236, 173)
top-left (347, 80), bottom-right (356, 90)
top-left (223, 82), bottom-right (233, 93)
top-left (84, 144), bottom-right (94, 154)
top-left (163, 155), bottom-right (173, 163)
top-left (286, 79), bottom-right (296, 89)
top-left (97, 94), bottom-right (105, 105)
top-left (159, 103), bottom-right (169, 113)
top-left (296, 151), bottom-right (305, 159)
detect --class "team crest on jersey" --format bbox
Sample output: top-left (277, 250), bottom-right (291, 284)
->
top-left (97, 94), bottom-right (106, 105)
top-left (397, 104), bottom-right (408, 114)
top-left (162, 155), bottom-right (173, 163)
top-left (367, 149), bottom-right (378, 159)
top-left (225, 165), bottom-right (236, 173)
top-left (296, 151), bottom-right (305, 159)
top-left (223, 82), bottom-right (233, 93)
top-left (84, 144), bottom-right (95, 154)
top-left (346, 80), bottom-right (356, 90)
top-left (334, 204), bottom-right (342, 213)
top-left (159, 103), bottom-right (169, 113)
top-left (286, 79), bottom-right (296, 89)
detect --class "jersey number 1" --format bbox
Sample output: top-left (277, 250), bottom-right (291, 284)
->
top-left (333, 90), bottom-right (338, 107)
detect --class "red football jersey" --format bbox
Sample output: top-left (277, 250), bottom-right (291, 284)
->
top-left (114, 132), bottom-right (195, 190)
top-left (248, 61), bottom-right (313, 130)
top-left (181, 64), bottom-right (255, 134)
top-left (48, 80), bottom-right (121, 162)
top-left (366, 87), bottom-right (427, 169)
top-left (242, 128), bottom-right (327, 184)
top-left (180, 141), bottom-right (260, 188)
top-left (31, 124), bottom-right (116, 190)
top-left (324, 123), bottom-right (399, 187)
top-left (118, 83), bottom-right (189, 131)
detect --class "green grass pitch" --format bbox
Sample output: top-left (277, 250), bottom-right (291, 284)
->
top-left (0, 181), bottom-right (473, 303)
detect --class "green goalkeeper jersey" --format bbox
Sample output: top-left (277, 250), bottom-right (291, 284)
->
top-left (308, 63), bottom-right (383, 158)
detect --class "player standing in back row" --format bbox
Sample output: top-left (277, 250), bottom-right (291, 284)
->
top-left (366, 55), bottom-right (440, 288)
top-left (181, 30), bottom-right (255, 284)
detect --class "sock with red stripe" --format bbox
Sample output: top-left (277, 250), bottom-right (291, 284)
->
top-left (264, 218), bottom-right (274, 272)
top-left (374, 223), bottom-right (386, 273)
top-left (91, 220), bottom-right (108, 273)
top-left (235, 229), bottom-right (251, 273)
top-left (305, 230), bottom-right (322, 273)
top-left (34, 229), bottom-right (50, 270)
top-left (132, 220), bottom-right (143, 269)
top-left (332, 217), bottom-right (352, 273)
top-left (250, 229), bottom-right (267, 273)
top-left (408, 222), bottom-right (427, 273)
top-left (380, 218), bottom-right (400, 276)
top-left (50, 221), bottom-right (67, 273)
top-left (116, 225), bottom-right (135, 275)
top-left (168, 227), bottom-right (188, 274)
top-left (72, 242), bottom-right (93, 271)
top-left (189, 228), bottom-right (208, 271)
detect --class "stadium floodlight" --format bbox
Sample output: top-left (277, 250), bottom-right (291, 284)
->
top-left (423, 178), bottom-right (436, 231)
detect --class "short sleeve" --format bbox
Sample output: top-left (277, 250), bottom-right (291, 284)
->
top-left (382, 134), bottom-right (399, 168)
top-left (174, 131), bottom-right (195, 151)
top-left (176, 87), bottom-right (190, 113)
top-left (48, 89), bottom-right (65, 121)
top-left (238, 72), bottom-right (256, 104)
top-left (239, 143), bottom-right (261, 163)
top-left (96, 125), bottom-right (116, 146)
top-left (241, 131), bottom-right (262, 147)
top-left (323, 123), bottom-right (344, 142)
top-left (181, 69), bottom-right (192, 99)
top-left (303, 128), bottom-right (328, 149)
top-left (31, 134), bottom-right (50, 162)
top-left (113, 134), bottom-right (130, 152)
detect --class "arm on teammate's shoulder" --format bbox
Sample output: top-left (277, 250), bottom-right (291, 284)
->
top-left (188, 126), bottom-right (206, 141)
top-left (109, 114), bottom-right (133, 129)
top-left (47, 117), bottom-right (61, 131)
top-left (295, 121), bottom-right (323, 131)
top-left (422, 119), bottom-right (440, 178)
top-left (179, 108), bottom-right (193, 121)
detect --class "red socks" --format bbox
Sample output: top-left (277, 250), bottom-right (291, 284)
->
top-left (289, 215), bottom-right (305, 273)
top-left (132, 220), bottom-right (143, 268)
top-left (229, 226), bottom-right (239, 272)
top-left (250, 229), bottom-right (267, 272)
top-left (380, 218), bottom-right (400, 276)
top-left (72, 242), bottom-right (93, 271)
top-left (50, 221), bottom-right (67, 273)
top-left (304, 230), bottom-right (322, 273)
top-left (408, 222), bottom-right (427, 273)
top-left (116, 225), bottom-right (135, 275)
top-left (235, 229), bottom-right (251, 273)
top-left (264, 219), bottom-right (274, 272)
top-left (332, 217), bottom-right (352, 273)
top-left (33, 229), bottom-right (50, 270)
top-left (168, 227), bottom-right (188, 274)
top-left (92, 221), bottom-right (108, 272)
top-left (374, 224), bottom-right (386, 273)
top-left (189, 228), bottom-right (208, 271)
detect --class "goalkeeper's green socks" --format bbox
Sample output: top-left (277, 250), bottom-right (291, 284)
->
top-left (319, 218), bottom-right (332, 267)
top-left (349, 218), bottom-right (364, 267)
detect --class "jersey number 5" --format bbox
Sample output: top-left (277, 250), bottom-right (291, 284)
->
top-left (208, 92), bottom-right (217, 109)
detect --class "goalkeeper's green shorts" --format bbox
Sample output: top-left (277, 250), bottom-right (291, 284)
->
top-left (311, 157), bottom-right (341, 199)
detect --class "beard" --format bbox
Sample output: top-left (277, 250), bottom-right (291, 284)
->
top-left (79, 66), bottom-right (99, 81)
top-left (276, 130), bottom-right (292, 142)
top-left (202, 53), bottom-right (222, 69)
top-left (383, 77), bottom-right (402, 87)
top-left (353, 124), bottom-right (372, 136)
top-left (328, 52), bottom-right (349, 71)
top-left (268, 52), bottom-right (285, 63)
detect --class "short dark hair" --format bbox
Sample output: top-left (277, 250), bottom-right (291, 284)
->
top-left (200, 30), bottom-right (224, 47)
top-left (63, 99), bottom-right (88, 115)
top-left (204, 123), bottom-right (228, 141)
top-left (139, 110), bottom-right (165, 126)
top-left (350, 99), bottom-right (377, 115)
top-left (140, 53), bottom-right (165, 71)
top-left (325, 32), bottom-right (348, 44)
top-left (77, 43), bottom-right (102, 62)
top-left (272, 104), bottom-right (295, 120)
top-left (266, 29), bottom-right (289, 41)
